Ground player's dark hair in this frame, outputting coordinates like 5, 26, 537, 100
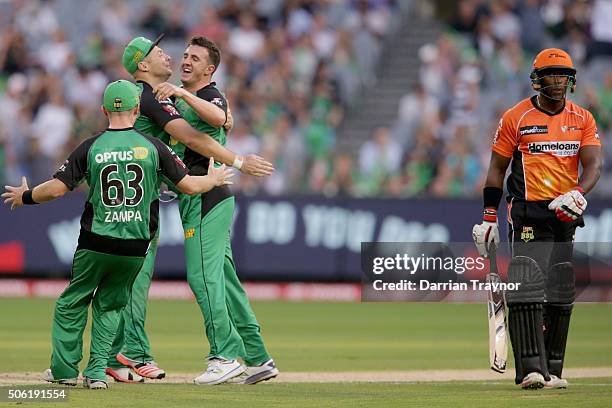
189, 36, 221, 74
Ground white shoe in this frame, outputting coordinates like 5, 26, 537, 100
226, 359, 279, 384
544, 375, 568, 389
105, 367, 145, 383
193, 358, 246, 385
520, 372, 545, 390
83, 377, 108, 389
42, 368, 77, 386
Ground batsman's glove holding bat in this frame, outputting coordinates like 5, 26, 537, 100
548, 187, 587, 222
472, 208, 499, 258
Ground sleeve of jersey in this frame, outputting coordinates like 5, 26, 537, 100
581, 112, 602, 147
196, 87, 228, 115
52, 139, 90, 190
491, 111, 517, 158
140, 88, 183, 129
153, 138, 189, 185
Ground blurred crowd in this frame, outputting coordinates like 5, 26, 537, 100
0, 0, 610, 198
0, 0, 396, 195
359, 0, 612, 198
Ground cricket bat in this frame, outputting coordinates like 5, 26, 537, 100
486, 246, 508, 373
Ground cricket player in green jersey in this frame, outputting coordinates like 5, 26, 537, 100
2, 80, 233, 389
106, 35, 274, 383
152, 36, 278, 385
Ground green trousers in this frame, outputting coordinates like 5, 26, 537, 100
51, 249, 144, 380
107, 239, 158, 368
111, 193, 270, 367
181, 194, 270, 365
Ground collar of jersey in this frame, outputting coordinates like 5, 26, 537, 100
106, 127, 135, 131
530, 95, 565, 116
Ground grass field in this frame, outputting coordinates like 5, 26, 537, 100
0, 299, 611, 407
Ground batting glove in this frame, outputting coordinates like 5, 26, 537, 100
472, 208, 500, 258
548, 187, 587, 222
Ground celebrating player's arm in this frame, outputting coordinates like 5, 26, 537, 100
3, 142, 232, 211
175, 156, 233, 194
2, 177, 67, 208
153, 82, 273, 177
153, 81, 225, 126
224, 106, 234, 133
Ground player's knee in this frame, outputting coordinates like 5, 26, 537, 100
546, 262, 576, 304
506, 256, 545, 304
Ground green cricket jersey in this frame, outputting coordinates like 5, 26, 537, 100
173, 82, 228, 175
134, 81, 184, 145
53, 127, 188, 255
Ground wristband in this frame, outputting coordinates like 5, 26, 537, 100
22, 189, 39, 205
575, 186, 585, 194
483, 186, 503, 209
483, 208, 497, 223
232, 156, 243, 170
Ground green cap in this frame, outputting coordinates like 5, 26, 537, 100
122, 34, 164, 74
103, 80, 140, 112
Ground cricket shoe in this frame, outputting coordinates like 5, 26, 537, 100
544, 375, 568, 389
42, 368, 77, 386
105, 367, 145, 383
520, 372, 545, 390
226, 359, 279, 384
193, 358, 246, 385
116, 353, 166, 379
83, 377, 108, 389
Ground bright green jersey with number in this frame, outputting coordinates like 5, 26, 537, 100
53, 128, 189, 241
86, 130, 160, 240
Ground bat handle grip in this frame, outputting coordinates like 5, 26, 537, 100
488, 243, 498, 274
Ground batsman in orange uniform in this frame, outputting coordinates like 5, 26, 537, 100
472, 49, 602, 389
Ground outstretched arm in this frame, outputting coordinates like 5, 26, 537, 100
164, 119, 274, 177
175, 157, 234, 195
2, 177, 69, 209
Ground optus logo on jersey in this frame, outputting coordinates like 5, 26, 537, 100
94, 147, 149, 163
527, 141, 580, 156
95, 151, 134, 163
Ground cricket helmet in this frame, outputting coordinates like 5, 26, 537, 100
530, 48, 577, 95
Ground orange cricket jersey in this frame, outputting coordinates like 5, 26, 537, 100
492, 96, 601, 201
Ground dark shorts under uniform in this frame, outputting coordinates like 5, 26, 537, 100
507, 198, 584, 272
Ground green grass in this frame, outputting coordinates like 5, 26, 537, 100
0, 299, 611, 407
2, 379, 612, 408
